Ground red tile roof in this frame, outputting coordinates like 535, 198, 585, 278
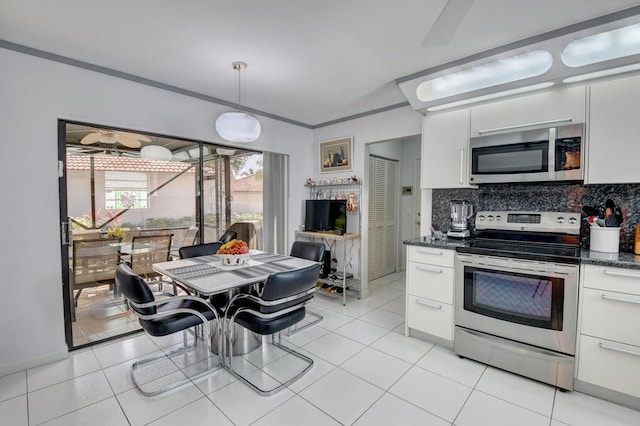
66, 154, 193, 173
232, 174, 262, 192
67, 154, 262, 192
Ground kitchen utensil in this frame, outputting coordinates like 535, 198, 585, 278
605, 199, 616, 212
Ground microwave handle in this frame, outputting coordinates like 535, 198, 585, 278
548, 127, 556, 180
477, 118, 572, 134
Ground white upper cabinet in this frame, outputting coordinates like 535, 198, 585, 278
587, 74, 640, 184
470, 86, 587, 137
421, 108, 472, 189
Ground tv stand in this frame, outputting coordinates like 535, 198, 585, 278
295, 231, 360, 306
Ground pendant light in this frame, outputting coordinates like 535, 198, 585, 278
215, 62, 261, 143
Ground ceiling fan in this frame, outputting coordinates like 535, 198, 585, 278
422, 0, 474, 47
80, 129, 151, 148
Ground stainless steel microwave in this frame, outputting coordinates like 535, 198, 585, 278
469, 123, 585, 184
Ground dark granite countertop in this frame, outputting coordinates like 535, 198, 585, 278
404, 238, 640, 270
403, 237, 470, 250
580, 249, 640, 270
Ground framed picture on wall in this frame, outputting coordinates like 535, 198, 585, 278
319, 137, 353, 173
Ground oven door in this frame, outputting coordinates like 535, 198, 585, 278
455, 253, 578, 355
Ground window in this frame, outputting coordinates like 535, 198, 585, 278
105, 171, 148, 209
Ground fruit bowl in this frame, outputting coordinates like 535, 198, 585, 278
217, 253, 251, 266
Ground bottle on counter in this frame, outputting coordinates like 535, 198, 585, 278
634, 224, 640, 255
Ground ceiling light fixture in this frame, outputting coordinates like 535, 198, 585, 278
562, 22, 640, 67
216, 148, 236, 156
215, 62, 261, 143
417, 50, 553, 102
140, 145, 172, 161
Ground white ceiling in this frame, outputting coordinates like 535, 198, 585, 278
1, 0, 639, 127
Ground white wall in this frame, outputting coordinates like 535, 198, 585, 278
313, 107, 423, 296
0, 48, 313, 375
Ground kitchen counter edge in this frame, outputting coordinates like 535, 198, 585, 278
403, 238, 640, 270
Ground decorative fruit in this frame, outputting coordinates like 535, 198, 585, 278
217, 239, 249, 255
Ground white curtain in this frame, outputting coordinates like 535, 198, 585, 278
262, 152, 289, 254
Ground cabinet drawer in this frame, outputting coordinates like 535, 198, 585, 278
581, 288, 640, 347
407, 246, 454, 267
583, 265, 640, 295
407, 295, 453, 341
578, 335, 640, 399
407, 262, 454, 303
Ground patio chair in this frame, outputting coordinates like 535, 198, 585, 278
115, 264, 222, 396
70, 237, 122, 321
129, 234, 178, 294
224, 263, 320, 395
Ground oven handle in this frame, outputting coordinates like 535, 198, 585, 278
601, 294, 640, 305
603, 269, 640, 280
415, 299, 442, 310
416, 265, 443, 274
457, 256, 577, 275
599, 342, 640, 358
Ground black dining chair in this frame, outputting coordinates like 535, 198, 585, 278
178, 241, 222, 259
223, 263, 321, 396
178, 242, 227, 310
287, 241, 325, 334
115, 264, 222, 396
218, 229, 237, 244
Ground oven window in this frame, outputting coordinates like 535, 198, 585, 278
463, 267, 564, 330
472, 140, 548, 174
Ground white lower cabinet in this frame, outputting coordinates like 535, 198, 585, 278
405, 246, 455, 341
577, 265, 640, 398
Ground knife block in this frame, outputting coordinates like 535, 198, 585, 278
634, 225, 640, 255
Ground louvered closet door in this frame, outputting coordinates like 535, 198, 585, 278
368, 156, 398, 280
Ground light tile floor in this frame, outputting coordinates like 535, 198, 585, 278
2, 272, 640, 425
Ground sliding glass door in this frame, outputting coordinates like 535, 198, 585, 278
59, 121, 262, 349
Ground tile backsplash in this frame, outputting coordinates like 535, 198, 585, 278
432, 183, 640, 251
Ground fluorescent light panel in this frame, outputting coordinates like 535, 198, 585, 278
562, 23, 640, 67
427, 82, 554, 112
417, 50, 553, 102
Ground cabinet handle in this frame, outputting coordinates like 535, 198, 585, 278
417, 249, 443, 256
459, 148, 464, 185
603, 269, 640, 280
477, 118, 573, 134
416, 265, 443, 274
415, 299, 442, 310
601, 294, 640, 305
599, 342, 640, 358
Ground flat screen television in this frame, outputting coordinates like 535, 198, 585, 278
304, 199, 347, 233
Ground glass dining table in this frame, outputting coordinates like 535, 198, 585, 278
152, 250, 318, 355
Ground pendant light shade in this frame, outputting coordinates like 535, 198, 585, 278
140, 145, 172, 161
216, 61, 261, 143
215, 112, 261, 143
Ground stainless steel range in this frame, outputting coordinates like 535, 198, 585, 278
454, 211, 581, 391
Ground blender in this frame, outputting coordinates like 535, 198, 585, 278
447, 200, 474, 238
